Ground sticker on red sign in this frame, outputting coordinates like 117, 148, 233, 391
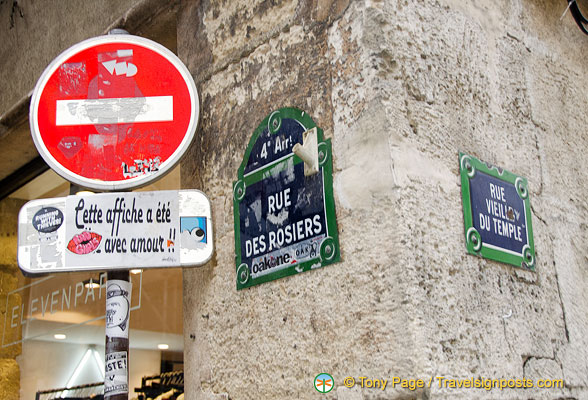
29, 35, 199, 190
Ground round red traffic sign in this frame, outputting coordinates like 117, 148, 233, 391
30, 34, 199, 190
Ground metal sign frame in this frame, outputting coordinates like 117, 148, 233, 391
459, 152, 535, 270
29, 34, 199, 191
233, 108, 340, 290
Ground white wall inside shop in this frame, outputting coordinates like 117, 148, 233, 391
128, 347, 162, 398
18, 340, 161, 400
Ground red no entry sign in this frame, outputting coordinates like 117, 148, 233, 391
30, 35, 199, 190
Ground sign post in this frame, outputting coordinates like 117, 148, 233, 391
24, 30, 203, 400
105, 270, 131, 400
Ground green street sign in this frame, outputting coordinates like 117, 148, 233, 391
233, 108, 340, 290
459, 152, 535, 270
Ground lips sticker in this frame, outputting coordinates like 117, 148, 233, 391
68, 231, 102, 255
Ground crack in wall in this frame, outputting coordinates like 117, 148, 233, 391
501, 317, 515, 354
533, 132, 544, 197
550, 259, 571, 344
195, 1, 351, 85
531, 203, 546, 226
522, 353, 574, 395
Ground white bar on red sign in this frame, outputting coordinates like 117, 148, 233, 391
55, 95, 173, 126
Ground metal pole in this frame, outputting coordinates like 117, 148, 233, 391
105, 270, 131, 400
69, 186, 132, 399
103, 28, 131, 400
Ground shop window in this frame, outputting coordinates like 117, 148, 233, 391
1, 166, 184, 400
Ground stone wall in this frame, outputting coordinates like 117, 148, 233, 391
179, 0, 587, 399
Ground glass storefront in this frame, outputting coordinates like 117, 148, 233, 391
2, 167, 184, 399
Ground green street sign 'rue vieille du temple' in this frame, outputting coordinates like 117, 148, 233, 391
233, 108, 340, 290
460, 152, 535, 270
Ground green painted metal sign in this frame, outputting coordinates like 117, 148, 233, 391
233, 108, 340, 290
460, 152, 535, 270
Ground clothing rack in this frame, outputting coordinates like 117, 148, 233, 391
135, 370, 184, 400
35, 381, 104, 400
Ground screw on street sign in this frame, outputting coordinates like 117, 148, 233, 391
29, 34, 199, 191
233, 108, 340, 290
17, 190, 213, 274
459, 152, 535, 270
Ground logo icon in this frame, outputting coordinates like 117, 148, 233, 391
180, 216, 207, 249
314, 373, 334, 393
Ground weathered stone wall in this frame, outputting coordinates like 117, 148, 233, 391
330, 1, 587, 399
179, 0, 587, 399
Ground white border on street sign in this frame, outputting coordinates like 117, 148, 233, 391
29, 35, 199, 191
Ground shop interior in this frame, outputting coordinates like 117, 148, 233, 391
5, 167, 185, 400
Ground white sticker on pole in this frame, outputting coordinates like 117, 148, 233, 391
105, 351, 129, 396
106, 279, 132, 339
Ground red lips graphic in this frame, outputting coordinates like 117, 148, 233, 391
67, 231, 102, 255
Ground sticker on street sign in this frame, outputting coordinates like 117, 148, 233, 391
233, 108, 340, 290
459, 152, 535, 270
17, 190, 213, 274
29, 35, 199, 190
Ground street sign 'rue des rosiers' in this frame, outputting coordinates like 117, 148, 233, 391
233, 108, 340, 290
